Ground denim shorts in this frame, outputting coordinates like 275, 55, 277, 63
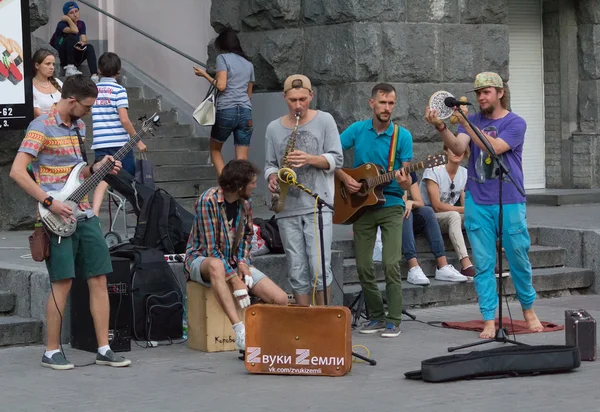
211, 106, 253, 146
94, 146, 135, 176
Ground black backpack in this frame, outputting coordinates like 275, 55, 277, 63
109, 244, 184, 342
131, 188, 193, 254
254, 215, 284, 254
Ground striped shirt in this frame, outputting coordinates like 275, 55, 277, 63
184, 187, 253, 281
91, 77, 129, 149
18, 107, 93, 214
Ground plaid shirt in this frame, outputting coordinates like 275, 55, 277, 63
184, 187, 253, 281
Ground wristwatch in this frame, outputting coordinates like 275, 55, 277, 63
42, 196, 53, 208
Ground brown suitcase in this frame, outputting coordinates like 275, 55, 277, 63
245, 304, 352, 376
565, 309, 596, 361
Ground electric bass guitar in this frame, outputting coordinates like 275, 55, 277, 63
39, 114, 161, 237
333, 153, 448, 225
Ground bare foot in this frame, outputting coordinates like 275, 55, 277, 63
523, 308, 544, 332
479, 320, 496, 338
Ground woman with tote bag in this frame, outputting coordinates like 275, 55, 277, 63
193, 29, 255, 176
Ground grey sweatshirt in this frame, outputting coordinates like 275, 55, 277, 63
264, 110, 344, 218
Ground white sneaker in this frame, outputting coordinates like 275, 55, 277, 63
64, 65, 82, 76
91, 74, 99, 83
407, 266, 430, 285
235, 326, 246, 350
435, 264, 468, 283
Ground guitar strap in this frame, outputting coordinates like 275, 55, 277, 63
74, 127, 88, 164
386, 124, 400, 171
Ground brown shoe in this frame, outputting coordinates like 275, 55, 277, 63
461, 265, 476, 277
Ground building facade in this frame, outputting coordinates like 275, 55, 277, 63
211, 0, 600, 190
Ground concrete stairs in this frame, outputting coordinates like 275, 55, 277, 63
251, 227, 595, 310
77, 84, 214, 214
0, 289, 43, 347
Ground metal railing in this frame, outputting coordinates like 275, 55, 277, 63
78, 0, 207, 68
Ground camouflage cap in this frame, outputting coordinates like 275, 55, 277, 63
473, 72, 503, 91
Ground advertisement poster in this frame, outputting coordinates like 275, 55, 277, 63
0, 0, 33, 130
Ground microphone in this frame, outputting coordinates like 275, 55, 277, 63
444, 97, 473, 108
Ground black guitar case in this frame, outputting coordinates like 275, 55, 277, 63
405, 345, 581, 382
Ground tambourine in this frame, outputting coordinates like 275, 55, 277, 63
428, 90, 454, 120
429, 91, 468, 124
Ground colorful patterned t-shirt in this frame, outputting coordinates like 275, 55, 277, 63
18, 107, 93, 215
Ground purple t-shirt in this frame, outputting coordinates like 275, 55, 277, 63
457, 111, 527, 205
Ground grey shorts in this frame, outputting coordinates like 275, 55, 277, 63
189, 256, 266, 287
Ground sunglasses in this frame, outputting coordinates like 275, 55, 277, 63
450, 182, 455, 198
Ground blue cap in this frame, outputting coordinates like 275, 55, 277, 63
63, 1, 79, 15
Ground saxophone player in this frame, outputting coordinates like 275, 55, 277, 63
264, 74, 343, 306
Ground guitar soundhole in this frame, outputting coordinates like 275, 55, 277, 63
356, 181, 369, 197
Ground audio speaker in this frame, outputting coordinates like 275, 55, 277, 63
70, 255, 132, 352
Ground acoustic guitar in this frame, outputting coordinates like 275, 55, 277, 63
333, 153, 448, 225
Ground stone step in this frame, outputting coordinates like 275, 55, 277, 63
81, 122, 193, 141
342, 266, 595, 309
159, 180, 213, 198
142, 136, 209, 151
146, 124, 193, 138
132, 110, 178, 126
0, 316, 43, 347
127, 98, 160, 114
0, 290, 15, 314
526, 189, 600, 206
177, 197, 199, 213
87, 150, 210, 166
342, 245, 566, 283
329, 227, 540, 259
154, 165, 216, 182
125, 86, 144, 100
249, 245, 565, 286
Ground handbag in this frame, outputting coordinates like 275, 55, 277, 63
29, 224, 50, 262
193, 80, 218, 126
135, 152, 155, 189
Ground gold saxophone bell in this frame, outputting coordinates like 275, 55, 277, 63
277, 167, 297, 184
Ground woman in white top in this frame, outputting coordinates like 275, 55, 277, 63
32, 49, 63, 117
420, 145, 475, 277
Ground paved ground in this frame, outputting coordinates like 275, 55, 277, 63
0, 295, 598, 412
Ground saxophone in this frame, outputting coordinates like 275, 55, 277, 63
270, 112, 300, 213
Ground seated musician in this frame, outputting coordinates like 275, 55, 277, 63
184, 160, 288, 351
335, 83, 412, 338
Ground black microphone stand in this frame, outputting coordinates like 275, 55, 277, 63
289, 178, 377, 366
447, 106, 528, 353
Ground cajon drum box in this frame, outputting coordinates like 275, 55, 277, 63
187, 281, 244, 352
245, 304, 352, 376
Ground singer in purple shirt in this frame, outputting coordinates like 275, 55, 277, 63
424, 72, 543, 339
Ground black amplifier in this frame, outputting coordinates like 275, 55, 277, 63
565, 309, 596, 361
71, 256, 132, 353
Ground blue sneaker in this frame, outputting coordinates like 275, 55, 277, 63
381, 323, 401, 338
359, 320, 386, 334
